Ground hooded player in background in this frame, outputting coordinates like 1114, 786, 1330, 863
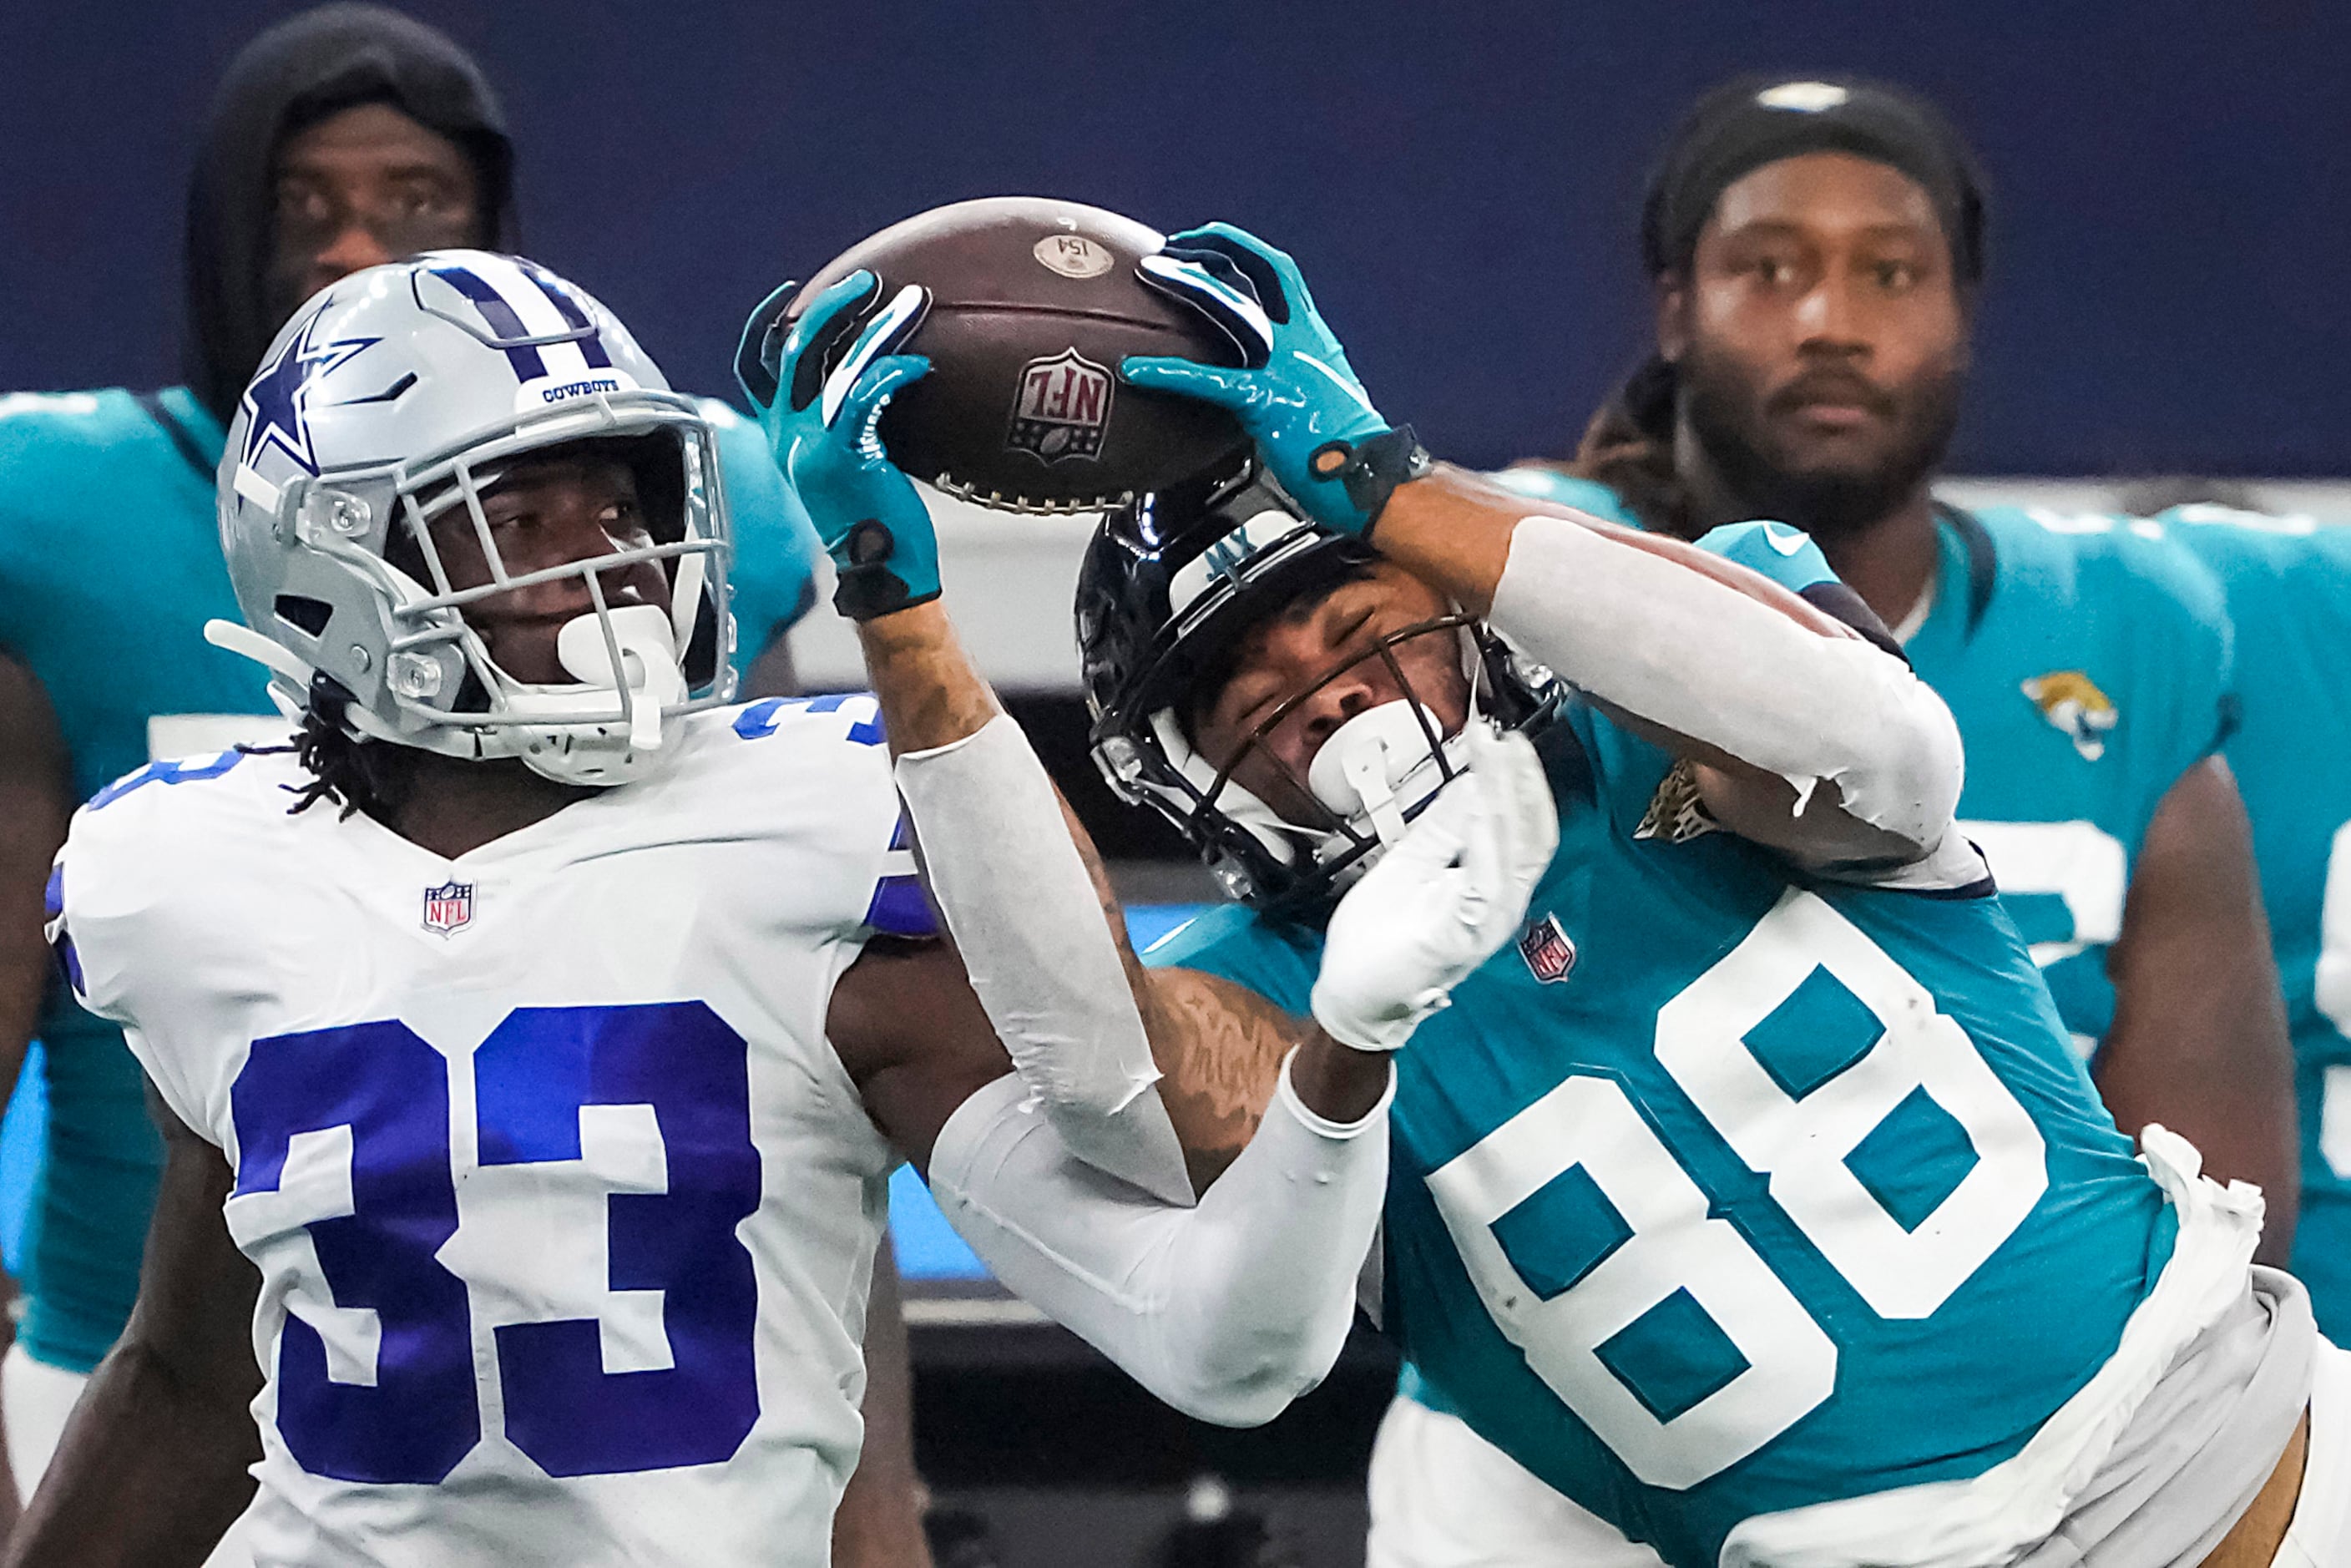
0, 3, 847, 1551
1072, 222, 2338, 1565
10, 252, 1509, 1565
2157, 511, 2351, 1348
1359, 75, 2305, 1565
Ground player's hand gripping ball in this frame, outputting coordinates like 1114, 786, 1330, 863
746, 197, 1252, 514
738, 271, 940, 621
1122, 223, 1432, 538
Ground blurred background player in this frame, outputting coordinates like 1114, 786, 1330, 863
0, 4, 900, 1557
2157, 510, 2351, 1349
1369, 73, 2303, 1567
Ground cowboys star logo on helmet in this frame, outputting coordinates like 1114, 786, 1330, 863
237, 306, 378, 478
210, 250, 736, 791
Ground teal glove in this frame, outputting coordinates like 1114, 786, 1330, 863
734, 270, 939, 620
1120, 223, 1429, 537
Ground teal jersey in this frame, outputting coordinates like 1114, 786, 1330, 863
0, 387, 259, 1373
1489, 471, 2236, 1052
1907, 506, 2234, 1051
1150, 523, 2172, 1565
1485, 465, 1642, 525
702, 398, 827, 665
2167, 507, 2351, 1339
0, 386, 819, 1373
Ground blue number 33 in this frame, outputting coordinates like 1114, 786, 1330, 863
227, 1004, 761, 1484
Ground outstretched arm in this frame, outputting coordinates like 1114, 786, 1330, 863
826, 931, 1390, 1429
1374, 468, 1965, 869
1121, 225, 1964, 873
0, 655, 73, 1540
6, 1090, 260, 1568
739, 271, 1388, 1203
826, 721, 1553, 1427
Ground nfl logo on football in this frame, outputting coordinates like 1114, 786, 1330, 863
1517, 913, 1576, 984
1006, 347, 1113, 462
422, 879, 474, 937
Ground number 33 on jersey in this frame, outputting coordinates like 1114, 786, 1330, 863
49, 699, 919, 1566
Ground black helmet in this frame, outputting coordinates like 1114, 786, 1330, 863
1077, 459, 1562, 912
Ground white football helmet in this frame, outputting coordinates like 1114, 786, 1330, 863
213, 250, 734, 787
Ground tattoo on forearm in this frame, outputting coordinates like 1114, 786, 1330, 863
1146, 971, 1298, 1184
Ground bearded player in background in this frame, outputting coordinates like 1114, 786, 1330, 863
1366, 73, 2303, 1566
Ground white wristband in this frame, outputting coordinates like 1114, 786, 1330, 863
1275, 1047, 1398, 1139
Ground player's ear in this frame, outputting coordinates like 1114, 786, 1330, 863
1653, 271, 1692, 366
734, 280, 801, 412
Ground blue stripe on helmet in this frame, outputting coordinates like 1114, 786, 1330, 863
518, 262, 614, 370
429, 265, 549, 382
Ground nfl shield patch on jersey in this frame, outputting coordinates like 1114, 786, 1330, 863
1517, 913, 1577, 984
422, 879, 475, 936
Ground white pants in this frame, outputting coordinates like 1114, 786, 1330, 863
1365, 1393, 1662, 1568
1364, 1353, 2351, 1568
2277, 1336, 2351, 1566
4, 1342, 255, 1567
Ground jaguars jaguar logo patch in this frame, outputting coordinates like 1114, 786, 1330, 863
1635, 757, 1719, 844
2023, 671, 2118, 761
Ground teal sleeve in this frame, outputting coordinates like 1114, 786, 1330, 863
706, 400, 822, 673
2149, 515, 2241, 759
1139, 902, 1322, 1019
1693, 519, 1842, 595
1484, 467, 1642, 526
2112, 529, 2237, 787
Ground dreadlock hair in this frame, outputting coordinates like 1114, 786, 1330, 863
281, 672, 422, 821
1567, 354, 1699, 540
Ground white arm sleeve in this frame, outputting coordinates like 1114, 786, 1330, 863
896, 714, 1193, 1206
928, 1054, 1393, 1428
1488, 514, 1964, 854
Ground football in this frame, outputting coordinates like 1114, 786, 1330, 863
791, 196, 1251, 513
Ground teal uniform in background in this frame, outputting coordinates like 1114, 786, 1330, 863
1489, 469, 2236, 1053
2169, 506, 2351, 1340
1150, 522, 2172, 1566
0, 383, 820, 1374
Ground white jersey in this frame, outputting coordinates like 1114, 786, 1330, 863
52, 697, 922, 1568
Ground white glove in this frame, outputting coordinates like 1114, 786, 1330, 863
1309, 724, 1560, 1052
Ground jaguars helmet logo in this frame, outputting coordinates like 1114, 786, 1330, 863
2022, 670, 2118, 761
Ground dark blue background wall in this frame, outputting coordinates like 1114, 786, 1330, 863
3, 1, 2344, 473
